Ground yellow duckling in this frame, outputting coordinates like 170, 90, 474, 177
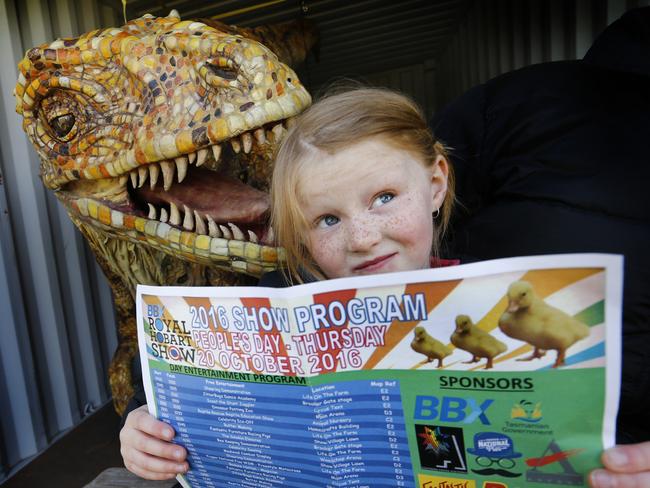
498, 281, 589, 368
450, 314, 507, 369
410, 326, 451, 368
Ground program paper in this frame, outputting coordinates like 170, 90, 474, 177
137, 254, 622, 488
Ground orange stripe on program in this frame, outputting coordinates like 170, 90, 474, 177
364, 279, 461, 370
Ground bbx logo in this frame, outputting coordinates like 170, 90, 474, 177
147, 305, 163, 317
414, 396, 494, 425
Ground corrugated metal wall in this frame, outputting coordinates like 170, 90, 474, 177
0, 0, 646, 482
0, 0, 120, 481
362, 0, 647, 118
434, 0, 649, 109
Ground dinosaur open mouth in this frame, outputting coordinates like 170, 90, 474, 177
126, 126, 279, 245
67, 120, 290, 249
132, 165, 270, 243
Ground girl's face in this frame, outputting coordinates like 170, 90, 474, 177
298, 138, 448, 279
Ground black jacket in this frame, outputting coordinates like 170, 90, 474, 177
432, 8, 650, 444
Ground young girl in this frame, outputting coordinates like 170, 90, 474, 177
267, 87, 454, 285
120, 87, 650, 487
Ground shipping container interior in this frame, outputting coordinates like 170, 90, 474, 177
0, 0, 646, 484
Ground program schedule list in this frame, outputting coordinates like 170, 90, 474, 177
152, 370, 414, 487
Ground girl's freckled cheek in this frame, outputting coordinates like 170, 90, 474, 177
310, 237, 338, 267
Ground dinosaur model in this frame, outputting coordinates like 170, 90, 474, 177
15, 10, 316, 414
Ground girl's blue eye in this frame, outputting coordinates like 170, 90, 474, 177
372, 192, 395, 208
317, 214, 339, 228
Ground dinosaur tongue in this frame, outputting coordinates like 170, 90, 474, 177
135, 167, 269, 224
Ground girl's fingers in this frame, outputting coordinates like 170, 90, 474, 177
130, 431, 187, 461
129, 406, 175, 441
124, 446, 188, 476
123, 459, 179, 481
121, 405, 189, 480
590, 469, 650, 488
602, 442, 650, 473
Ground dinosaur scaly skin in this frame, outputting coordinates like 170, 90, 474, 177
15, 11, 314, 414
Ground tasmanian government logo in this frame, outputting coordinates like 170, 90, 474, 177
511, 400, 542, 423
503, 398, 552, 436
416, 425, 468, 473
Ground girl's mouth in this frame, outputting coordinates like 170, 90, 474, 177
353, 253, 398, 272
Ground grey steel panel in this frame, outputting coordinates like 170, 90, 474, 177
0, 0, 117, 481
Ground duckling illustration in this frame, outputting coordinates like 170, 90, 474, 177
410, 326, 451, 368
450, 314, 507, 369
498, 281, 590, 368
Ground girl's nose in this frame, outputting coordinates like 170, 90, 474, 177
346, 219, 381, 252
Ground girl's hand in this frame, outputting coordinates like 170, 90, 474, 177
120, 404, 189, 480
589, 442, 650, 488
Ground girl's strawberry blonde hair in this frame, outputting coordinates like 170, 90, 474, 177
271, 86, 455, 283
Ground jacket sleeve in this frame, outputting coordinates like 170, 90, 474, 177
120, 352, 147, 428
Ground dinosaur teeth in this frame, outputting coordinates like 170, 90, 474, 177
272, 123, 286, 142
266, 227, 275, 244
130, 171, 138, 189
211, 144, 221, 163
228, 223, 245, 241
194, 210, 207, 235
242, 132, 252, 153
160, 160, 175, 191
169, 202, 181, 225
205, 217, 218, 237
231, 137, 241, 153
196, 148, 208, 167
175, 156, 188, 183
219, 224, 232, 239
254, 128, 266, 145
138, 166, 148, 188
159, 207, 169, 223
119, 175, 128, 186
247, 230, 258, 243
147, 203, 157, 219
149, 164, 160, 189
188, 152, 197, 165
182, 204, 194, 230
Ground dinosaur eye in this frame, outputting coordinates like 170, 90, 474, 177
205, 62, 237, 80
50, 113, 75, 138
40, 90, 84, 142
199, 59, 241, 89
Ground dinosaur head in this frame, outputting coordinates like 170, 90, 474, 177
15, 11, 312, 277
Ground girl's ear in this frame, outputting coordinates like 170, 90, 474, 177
431, 154, 449, 210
